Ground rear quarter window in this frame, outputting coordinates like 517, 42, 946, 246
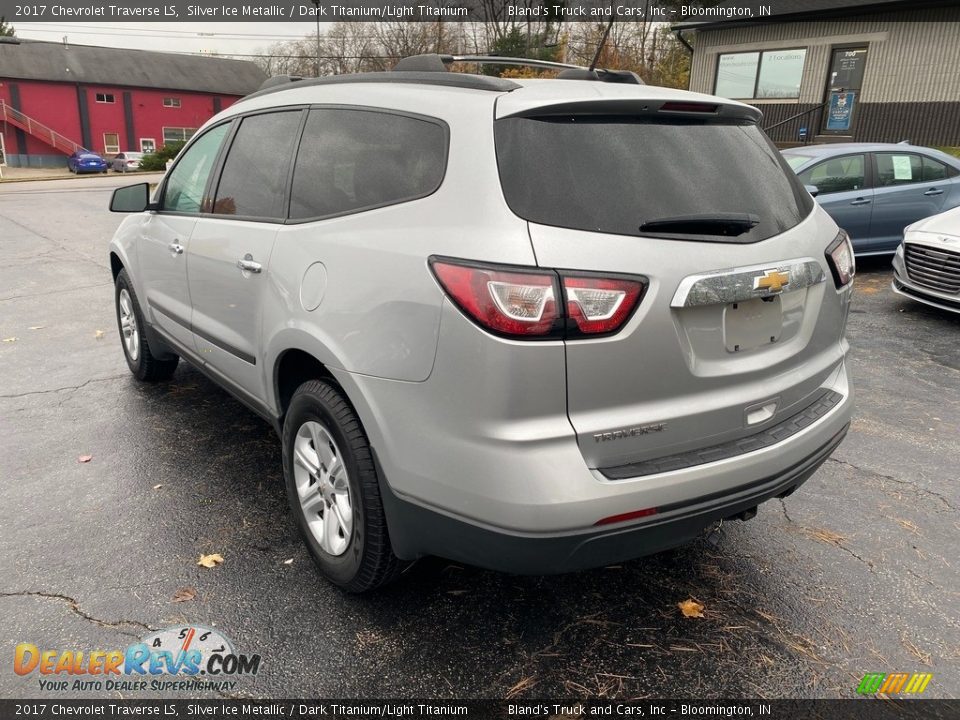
289, 108, 447, 221
495, 116, 813, 243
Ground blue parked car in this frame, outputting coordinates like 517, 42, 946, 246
782, 143, 960, 256
67, 151, 108, 174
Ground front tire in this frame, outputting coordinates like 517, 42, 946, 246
114, 269, 178, 382
282, 380, 402, 592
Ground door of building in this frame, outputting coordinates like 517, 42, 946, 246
821, 46, 868, 136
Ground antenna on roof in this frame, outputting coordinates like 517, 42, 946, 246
62, 36, 68, 49
588, 18, 616, 72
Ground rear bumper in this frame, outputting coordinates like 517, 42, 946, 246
379, 423, 849, 574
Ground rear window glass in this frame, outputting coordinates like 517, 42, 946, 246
495, 116, 813, 243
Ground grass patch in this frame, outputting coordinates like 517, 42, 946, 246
935, 146, 960, 158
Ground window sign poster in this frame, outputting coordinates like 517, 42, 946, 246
891, 155, 913, 180
826, 91, 856, 131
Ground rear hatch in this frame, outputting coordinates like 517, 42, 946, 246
494, 85, 846, 471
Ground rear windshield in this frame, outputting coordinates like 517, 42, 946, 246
495, 116, 814, 243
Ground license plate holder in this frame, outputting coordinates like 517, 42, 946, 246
723, 296, 782, 352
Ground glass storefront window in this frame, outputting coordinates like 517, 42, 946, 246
715, 49, 806, 99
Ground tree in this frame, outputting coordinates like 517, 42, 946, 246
0, 16, 16, 36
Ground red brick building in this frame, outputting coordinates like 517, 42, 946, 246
0, 39, 265, 167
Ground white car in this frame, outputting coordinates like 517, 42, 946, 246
893, 205, 960, 314
111, 152, 144, 173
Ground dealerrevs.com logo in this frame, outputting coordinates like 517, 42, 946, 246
15, 625, 261, 693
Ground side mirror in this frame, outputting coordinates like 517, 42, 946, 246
110, 183, 154, 213
804, 184, 820, 198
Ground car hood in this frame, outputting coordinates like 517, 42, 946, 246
907, 205, 960, 239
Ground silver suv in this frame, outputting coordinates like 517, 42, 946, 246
108, 55, 855, 591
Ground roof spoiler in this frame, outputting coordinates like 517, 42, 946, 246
394, 54, 644, 85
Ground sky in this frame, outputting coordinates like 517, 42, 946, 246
11, 22, 317, 58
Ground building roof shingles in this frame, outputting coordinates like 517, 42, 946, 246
0, 40, 266, 96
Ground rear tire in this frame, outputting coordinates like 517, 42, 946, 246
282, 380, 403, 592
114, 269, 178, 382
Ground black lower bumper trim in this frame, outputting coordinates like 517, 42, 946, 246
377, 423, 849, 575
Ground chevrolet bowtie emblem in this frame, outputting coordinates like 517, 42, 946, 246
754, 269, 791, 294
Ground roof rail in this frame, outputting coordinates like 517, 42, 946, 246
394, 53, 644, 85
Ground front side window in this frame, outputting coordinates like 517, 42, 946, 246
212, 111, 302, 219
289, 108, 447, 220
875, 153, 923, 186
797, 154, 866, 194
161, 124, 229, 214
715, 49, 807, 99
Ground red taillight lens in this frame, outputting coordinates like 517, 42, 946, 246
430, 258, 647, 340
430, 260, 560, 337
563, 275, 645, 335
825, 229, 855, 288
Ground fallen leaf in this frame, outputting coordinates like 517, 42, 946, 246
152, 483, 163, 490
77, 455, 93, 463
171, 587, 197, 603
94, 330, 105, 340
2, 337, 17, 343
282, 558, 294, 565
197, 553, 224, 568
678, 598, 705, 618
28, 326, 45, 330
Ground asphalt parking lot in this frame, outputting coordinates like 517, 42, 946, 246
1, 175, 958, 700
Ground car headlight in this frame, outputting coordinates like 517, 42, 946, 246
825, 230, 855, 288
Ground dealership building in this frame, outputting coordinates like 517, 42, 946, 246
0, 40, 265, 167
675, 0, 960, 147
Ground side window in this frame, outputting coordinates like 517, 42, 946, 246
289, 108, 446, 220
875, 153, 923, 186
162, 124, 229, 213
921, 155, 950, 182
212, 111, 302, 219
797, 154, 865, 195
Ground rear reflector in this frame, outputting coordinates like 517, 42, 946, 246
659, 101, 719, 113
594, 507, 658, 526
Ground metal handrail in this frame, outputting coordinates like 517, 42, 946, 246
763, 101, 828, 132
0, 100, 86, 154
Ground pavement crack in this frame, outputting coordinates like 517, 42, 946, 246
0, 374, 128, 400
778, 499, 794, 524
827, 457, 956, 511
0, 591, 157, 637
0, 281, 113, 303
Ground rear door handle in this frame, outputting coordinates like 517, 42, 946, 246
237, 254, 262, 274
849, 198, 871, 206
924, 188, 944, 196
168, 242, 184, 255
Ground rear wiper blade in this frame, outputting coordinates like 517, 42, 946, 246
639, 213, 760, 237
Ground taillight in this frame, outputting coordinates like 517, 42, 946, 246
430, 260, 561, 338
825, 230, 855, 288
430, 258, 647, 340
562, 275, 646, 336
659, 101, 719, 113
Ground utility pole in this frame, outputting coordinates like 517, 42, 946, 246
311, 0, 321, 77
